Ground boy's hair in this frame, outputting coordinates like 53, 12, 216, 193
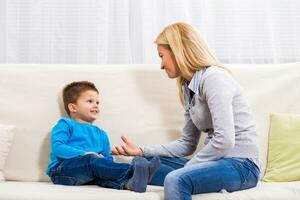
62, 81, 99, 116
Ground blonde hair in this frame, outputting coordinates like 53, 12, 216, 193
155, 22, 224, 105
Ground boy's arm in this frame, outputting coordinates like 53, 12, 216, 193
101, 130, 113, 161
51, 119, 85, 159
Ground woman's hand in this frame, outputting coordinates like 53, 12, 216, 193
110, 136, 143, 156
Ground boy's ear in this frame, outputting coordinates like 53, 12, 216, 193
68, 103, 77, 113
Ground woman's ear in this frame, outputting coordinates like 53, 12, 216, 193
68, 103, 77, 114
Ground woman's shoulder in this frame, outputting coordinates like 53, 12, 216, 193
199, 66, 238, 94
201, 66, 234, 84
203, 66, 229, 77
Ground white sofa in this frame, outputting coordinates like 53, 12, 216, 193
0, 63, 300, 200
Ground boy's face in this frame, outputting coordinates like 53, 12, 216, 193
69, 90, 100, 124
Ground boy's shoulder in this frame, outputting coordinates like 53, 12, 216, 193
93, 125, 109, 137
57, 117, 73, 124
53, 117, 74, 128
94, 125, 106, 133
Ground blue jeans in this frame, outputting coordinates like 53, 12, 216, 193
146, 157, 260, 200
48, 154, 133, 189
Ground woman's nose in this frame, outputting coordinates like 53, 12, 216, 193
160, 63, 165, 70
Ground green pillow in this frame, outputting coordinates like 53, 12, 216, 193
263, 113, 300, 182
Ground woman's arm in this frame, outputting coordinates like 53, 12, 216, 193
111, 110, 200, 157
186, 70, 236, 166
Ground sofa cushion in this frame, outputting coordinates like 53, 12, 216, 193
192, 181, 300, 200
0, 124, 14, 181
1, 181, 300, 200
0, 181, 160, 200
263, 113, 300, 182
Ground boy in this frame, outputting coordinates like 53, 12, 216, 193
46, 81, 160, 192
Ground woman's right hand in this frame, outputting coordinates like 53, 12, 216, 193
110, 136, 143, 156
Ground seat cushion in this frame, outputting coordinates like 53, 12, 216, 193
0, 181, 160, 200
147, 181, 300, 200
148, 181, 300, 200
1, 180, 300, 200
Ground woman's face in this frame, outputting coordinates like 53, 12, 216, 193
157, 45, 181, 79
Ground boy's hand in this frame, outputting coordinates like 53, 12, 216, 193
84, 152, 104, 158
110, 136, 143, 156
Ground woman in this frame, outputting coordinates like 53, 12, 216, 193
111, 22, 260, 200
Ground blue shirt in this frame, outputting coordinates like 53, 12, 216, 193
46, 118, 113, 175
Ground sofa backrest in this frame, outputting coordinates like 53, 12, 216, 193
228, 63, 300, 176
0, 63, 299, 181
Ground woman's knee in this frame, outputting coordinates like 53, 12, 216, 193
164, 171, 178, 186
164, 170, 193, 200
164, 170, 190, 189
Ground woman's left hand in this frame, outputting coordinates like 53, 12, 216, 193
110, 135, 143, 156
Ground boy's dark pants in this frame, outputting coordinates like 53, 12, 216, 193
48, 154, 133, 189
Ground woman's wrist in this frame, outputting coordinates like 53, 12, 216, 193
138, 147, 144, 156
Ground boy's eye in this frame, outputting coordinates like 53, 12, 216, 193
87, 100, 92, 103
96, 101, 99, 105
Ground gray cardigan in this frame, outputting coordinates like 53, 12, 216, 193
142, 66, 259, 167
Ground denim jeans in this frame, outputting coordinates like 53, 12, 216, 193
48, 154, 133, 190
147, 157, 260, 200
